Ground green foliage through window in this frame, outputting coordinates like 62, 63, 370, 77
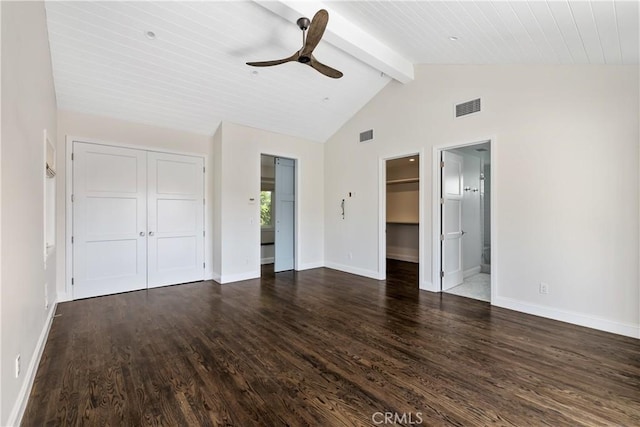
260, 191, 272, 227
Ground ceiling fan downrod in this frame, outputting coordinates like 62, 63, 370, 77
297, 17, 311, 63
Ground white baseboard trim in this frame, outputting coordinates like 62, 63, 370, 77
56, 291, 71, 303
324, 261, 382, 280
211, 272, 222, 283
387, 253, 419, 263
260, 257, 274, 265
463, 266, 481, 278
297, 261, 324, 271
220, 271, 260, 284
493, 296, 640, 339
419, 280, 437, 292
7, 302, 57, 427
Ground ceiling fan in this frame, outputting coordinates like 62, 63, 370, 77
246, 9, 343, 79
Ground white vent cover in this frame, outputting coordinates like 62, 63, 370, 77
359, 129, 374, 142
455, 98, 481, 118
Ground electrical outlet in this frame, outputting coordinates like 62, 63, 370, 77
539, 282, 549, 294
15, 354, 20, 378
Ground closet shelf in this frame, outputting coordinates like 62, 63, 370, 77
386, 178, 419, 185
386, 221, 419, 225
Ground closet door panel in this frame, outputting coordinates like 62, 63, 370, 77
147, 152, 204, 288
73, 142, 147, 299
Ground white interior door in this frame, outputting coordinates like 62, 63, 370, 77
73, 142, 147, 299
147, 152, 204, 288
275, 157, 295, 272
442, 151, 464, 290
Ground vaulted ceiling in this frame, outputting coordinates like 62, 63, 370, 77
45, 1, 639, 143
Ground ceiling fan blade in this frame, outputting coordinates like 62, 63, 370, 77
308, 56, 343, 79
246, 52, 297, 67
300, 9, 328, 57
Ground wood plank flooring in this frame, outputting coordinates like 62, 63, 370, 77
22, 264, 640, 426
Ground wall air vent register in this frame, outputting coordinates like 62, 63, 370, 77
359, 129, 374, 142
455, 98, 481, 118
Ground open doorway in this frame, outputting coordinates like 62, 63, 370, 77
260, 154, 296, 274
439, 141, 491, 302
260, 155, 276, 266
385, 155, 420, 287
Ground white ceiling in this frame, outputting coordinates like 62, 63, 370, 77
330, 0, 640, 64
45, 1, 639, 143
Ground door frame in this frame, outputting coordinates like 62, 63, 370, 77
432, 137, 497, 301
378, 149, 426, 289
257, 152, 299, 275
63, 136, 207, 301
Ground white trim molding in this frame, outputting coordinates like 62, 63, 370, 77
463, 266, 482, 278
325, 262, 381, 280
387, 253, 419, 263
297, 261, 325, 271
220, 271, 260, 284
494, 296, 640, 339
7, 303, 57, 426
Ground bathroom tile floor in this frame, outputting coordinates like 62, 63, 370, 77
446, 273, 491, 302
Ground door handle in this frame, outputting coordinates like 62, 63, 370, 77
148, 231, 154, 236
139, 232, 145, 237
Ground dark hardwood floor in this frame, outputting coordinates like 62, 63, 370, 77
23, 266, 639, 426
386, 258, 419, 287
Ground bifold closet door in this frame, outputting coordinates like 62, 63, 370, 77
73, 142, 148, 299
147, 152, 205, 288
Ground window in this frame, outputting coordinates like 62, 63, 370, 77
260, 190, 273, 228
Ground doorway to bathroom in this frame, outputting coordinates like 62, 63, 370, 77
439, 141, 492, 302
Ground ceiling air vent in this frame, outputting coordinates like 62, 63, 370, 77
359, 129, 374, 143
455, 98, 481, 118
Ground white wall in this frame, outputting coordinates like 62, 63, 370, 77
386, 182, 419, 223
212, 124, 222, 281
452, 150, 482, 274
386, 223, 418, 263
56, 116, 325, 285
1, 2, 58, 424
217, 122, 324, 282
325, 65, 639, 338
56, 110, 216, 299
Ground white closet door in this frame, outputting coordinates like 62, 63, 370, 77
73, 142, 147, 299
275, 157, 295, 272
147, 152, 204, 288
